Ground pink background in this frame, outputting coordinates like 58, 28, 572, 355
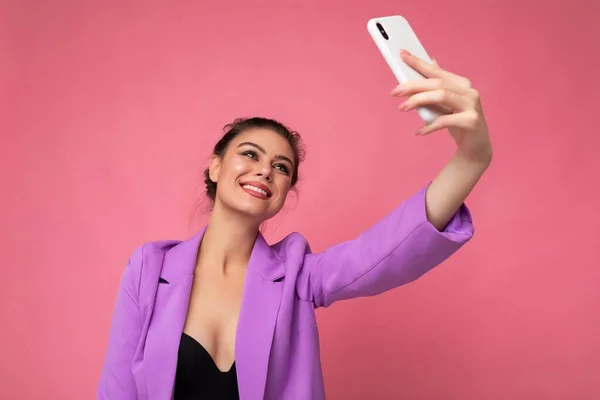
2, 0, 599, 399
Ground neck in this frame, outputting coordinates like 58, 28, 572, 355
197, 201, 260, 274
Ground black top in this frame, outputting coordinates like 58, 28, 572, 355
174, 333, 240, 400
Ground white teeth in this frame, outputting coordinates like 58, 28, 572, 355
242, 185, 268, 196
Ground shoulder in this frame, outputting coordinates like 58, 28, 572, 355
268, 231, 313, 262
122, 239, 182, 291
126, 239, 182, 268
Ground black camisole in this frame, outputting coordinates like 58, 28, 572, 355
174, 333, 240, 399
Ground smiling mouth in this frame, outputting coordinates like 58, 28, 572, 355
240, 183, 272, 199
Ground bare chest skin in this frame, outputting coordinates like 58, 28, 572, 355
182, 263, 246, 372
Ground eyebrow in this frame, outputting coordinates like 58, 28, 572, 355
237, 142, 295, 168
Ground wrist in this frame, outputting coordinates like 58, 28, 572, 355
452, 149, 492, 174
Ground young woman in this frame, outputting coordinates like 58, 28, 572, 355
98, 51, 492, 400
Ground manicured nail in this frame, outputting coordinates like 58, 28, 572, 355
399, 101, 409, 111
391, 84, 404, 95
400, 49, 411, 56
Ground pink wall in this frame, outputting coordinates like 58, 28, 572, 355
2, 0, 599, 398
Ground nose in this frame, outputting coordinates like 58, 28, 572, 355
256, 163, 272, 182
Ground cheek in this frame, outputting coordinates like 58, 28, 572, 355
225, 156, 250, 178
276, 178, 292, 197
232, 159, 246, 173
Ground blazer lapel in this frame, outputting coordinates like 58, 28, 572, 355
144, 228, 205, 400
235, 232, 286, 400
143, 228, 285, 400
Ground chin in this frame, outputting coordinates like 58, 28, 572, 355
226, 197, 279, 222
236, 206, 270, 220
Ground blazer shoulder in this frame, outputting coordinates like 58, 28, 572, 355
137, 239, 183, 256
127, 239, 182, 267
124, 239, 182, 289
270, 231, 314, 261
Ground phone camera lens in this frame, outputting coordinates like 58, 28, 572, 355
376, 23, 389, 40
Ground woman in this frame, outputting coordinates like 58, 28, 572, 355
97, 51, 492, 400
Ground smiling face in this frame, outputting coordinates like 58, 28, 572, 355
208, 128, 296, 222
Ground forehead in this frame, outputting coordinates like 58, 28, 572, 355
231, 128, 295, 158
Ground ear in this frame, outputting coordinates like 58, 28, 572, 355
208, 155, 221, 183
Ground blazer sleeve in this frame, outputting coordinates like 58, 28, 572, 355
297, 184, 475, 308
97, 246, 144, 399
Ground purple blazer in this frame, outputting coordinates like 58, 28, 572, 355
97, 185, 474, 399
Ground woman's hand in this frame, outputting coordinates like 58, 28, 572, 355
391, 50, 493, 166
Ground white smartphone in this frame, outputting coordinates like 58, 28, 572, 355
367, 15, 439, 124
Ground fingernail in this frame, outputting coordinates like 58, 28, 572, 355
399, 101, 409, 111
391, 84, 404, 95
400, 49, 411, 56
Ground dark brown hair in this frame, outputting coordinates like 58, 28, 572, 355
203, 117, 305, 203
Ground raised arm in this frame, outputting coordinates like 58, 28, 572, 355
297, 185, 474, 308
97, 246, 144, 399
296, 51, 491, 308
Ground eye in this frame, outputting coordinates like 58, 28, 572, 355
241, 150, 258, 160
274, 164, 290, 175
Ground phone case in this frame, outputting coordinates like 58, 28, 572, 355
367, 15, 439, 124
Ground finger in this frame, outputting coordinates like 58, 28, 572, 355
399, 89, 469, 113
391, 78, 472, 98
400, 50, 472, 88
400, 49, 438, 78
416, 111, 479, 135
